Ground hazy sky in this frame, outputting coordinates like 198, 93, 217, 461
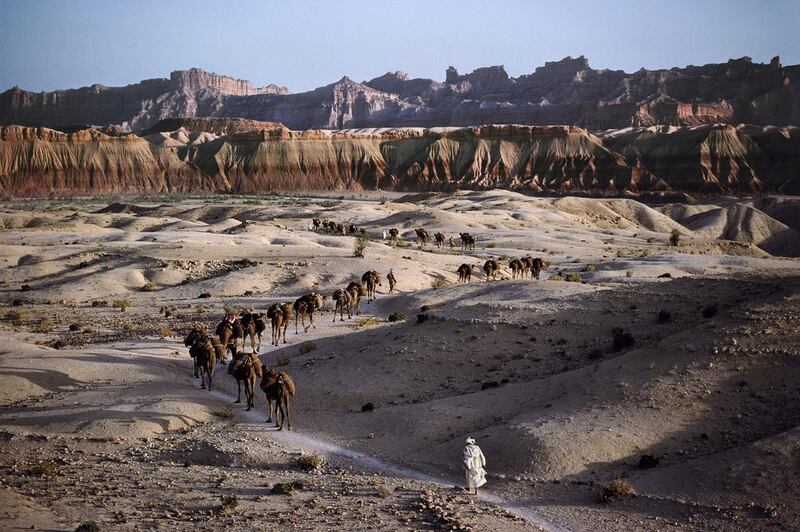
1, 0, 798, 93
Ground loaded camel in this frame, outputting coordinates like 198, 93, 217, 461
239, 311, 267, 352
460, 233, 476, 251
260, 366, 296, 430
228, 350, 261, 411
483, 259, 500, 281
266, 302, 293, 346
293, 292, 326, 333
434, 232, 446, 248
388, 228, 400, 242
509, 258, 525, 279
415, 227, 429, 247
216, 314, 244, 363
523, 256, 544, 280
346, 281, 366, 315
184, 327, 222, 390
361, 271, 382, 303
311, 218, 322, 231
332, 288, 353, 322
457, 263, 475, 283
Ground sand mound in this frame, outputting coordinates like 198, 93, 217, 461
553, 197, 686, 233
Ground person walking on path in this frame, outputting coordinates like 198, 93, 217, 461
387, 269, 397, 293
463, 436, 487, 494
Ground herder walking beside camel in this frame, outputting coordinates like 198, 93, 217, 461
463, 437, 487, 494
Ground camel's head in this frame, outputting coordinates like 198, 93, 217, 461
184, 328, 204, 347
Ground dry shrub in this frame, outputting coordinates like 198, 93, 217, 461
216, 405, 233, 418
112, 299, 132, 312
158, 325, 173, 338
583, 263, 597, 272
272, 481, 303, 495
353, 316, 380, 330
4, 309, 25, 326
297, 453, 324, 472
564, 272, 582, 282
298, 341, 316, 354
219, 494, 239, 515
31, 460, 59, 477
141, 282, 157, 292
387, 312, 406, 322
485, 242, 496, 248
353, 234, 369, 257
196, 305, 206, 314
625, 271, 634, 278
32, 318, 53, 334
670, 229, 681, 246
588, 348, 604, 361
548, 273, 563, 281
276, 356, 290, 367
122, 321, 136, 331
430, 277, 448, 289
598, 478, 635, 503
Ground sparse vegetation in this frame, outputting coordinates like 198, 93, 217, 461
548, 273, 563, 281
298, 341, 316, 354
272, 480, 303, 495
219, 494, 239, 515
31, 460, 59, 477
625, 271, 633, 278
216, 405, 233, 418
122, 321, 136, 331
430, 277, 448, 289
564, 272, 582, 282
195, 305, 206, 314
387, 312, 406, 322
276, 356, 290, 366
141, 282, 157, 292
583, 263, 597, 272
32, 318, 53, 334
353, 316, 380, 330
598, 478, 635, 503
353, 234, 369, 257
91, 300, 108, 307
112, 299, 132, 312
158, 325, 173, 338
670, 228, 682, 246
297, 453, 324, 472
4, 309, 25, 326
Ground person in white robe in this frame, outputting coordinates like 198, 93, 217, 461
463, 436, 487, 494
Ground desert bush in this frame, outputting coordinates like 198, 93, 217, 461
485, 242, 496, 248
112, 299, 132, 312
298, 341, 316, 354
583, 263, 597, 272
353, 234, 369, 257
548, 273, 563, 281
216, 405, 233, 418
564, 272, 582, 283
353, 316, 380, 330
702, 304, 718, 318
32, 318, 53, 334
219, 494, 239, 515
122, 322, 136, 331
625, 271, 633, 278
31, 460, 59, 477
388, 312, 406, 322
297, 453, 324, 472
611, 327, 635, 352
69, 323, 82, 332
271, 481, 303, 495
141, 282, 157, 292
430, 277, 448, 289
4, 309, 25, 326
195, 305, 206, 314
158, 325, 173, 338
670, 229, 681, 246
657, 310, 672, 323
91, 300, 108, 307
276, 356, 290, 366
598, 478, 635, 503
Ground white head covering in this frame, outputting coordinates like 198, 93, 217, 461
466, 437, 475, 444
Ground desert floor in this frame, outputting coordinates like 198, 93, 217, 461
1, 191, 799, 531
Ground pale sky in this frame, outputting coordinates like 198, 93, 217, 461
1, 0, 798, 93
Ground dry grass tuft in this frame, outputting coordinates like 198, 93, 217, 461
353, 316, 380, 330
564, 272, 582, 282
112, 299, 132, 312
598, 478, 635, 503
297, 453, 324, 472
32, 318, 53, 334
430, 277, 448, 289
216, 405, 233, 418
158, 325, 173, 338
4, 309, 25, 326
219, 494, 239, 515
141, 282, 157, 292
583, 263, 597, 272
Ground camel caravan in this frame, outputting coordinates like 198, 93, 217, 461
181, 217, 545, 427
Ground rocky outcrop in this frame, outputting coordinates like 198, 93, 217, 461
3, 121, 798, 197
2, 57, 798, 131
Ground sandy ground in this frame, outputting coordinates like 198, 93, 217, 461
1, 191, 799, 531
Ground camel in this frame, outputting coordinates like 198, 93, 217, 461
346, 281, 365, 315
312, 218, 321, 231
529, 257, 544, 280
509, 258, 525, 279
388, 228, 400, 241
216, 316, 244, 363
387, 269, 397, 293
293, 292, 326, 333
460, 233, 476, 251
260, 366, 296, 430
483, 259, 500, 281
267, 302, 293, 346
434, 232, 446, 248
335, 223, 345, 235
332, 288, 353, 322
361, 271, 382, 303
184, 328, 221, 390
349, 223, 359, 234
228, 351, 261, 410
322, 220, 334, 233
415, 227, 429, 247
457, 263, 475, 283
239, 311, 267, 352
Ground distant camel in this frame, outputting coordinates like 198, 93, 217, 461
216, 316, 243, 362
361, 271, 382, 302
434, 232, 446, 248
530, 257, 544, 280
346, 281, 366, 315
483, 259, 500, 281
293, 292, 326, 333
457, 263, 475, 283
335, 223, 345, 235
239, 311, 267, 352
312, 218, 321, 231
349, 223, 359, 234
184, 328, 221, 390
322, 220, 334, 233
267, 302, 293, 345
228, 351, 261, 410
415, 228, 429, 247
509, 259, 525, 279
388, 228, 400, 241
387, 269, 397, 293
460, 232, 475, 251
260, 366, 296, 430
332, 288, 353, 322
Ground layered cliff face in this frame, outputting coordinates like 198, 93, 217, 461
2, 121, 797, 197
2, 57, 798, 131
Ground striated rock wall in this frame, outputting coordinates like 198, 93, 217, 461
2, 121, 798, 197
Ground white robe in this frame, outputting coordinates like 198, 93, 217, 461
463, 444, 487, 489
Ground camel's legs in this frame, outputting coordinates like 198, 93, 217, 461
284, 396, 292, 430
235, 380, 242, 403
